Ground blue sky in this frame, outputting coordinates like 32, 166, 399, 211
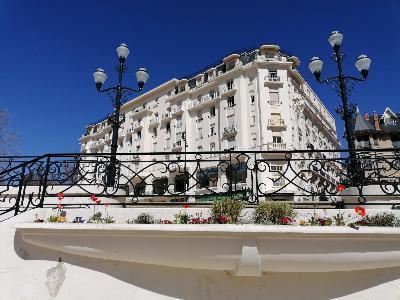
0, 0, 399, 155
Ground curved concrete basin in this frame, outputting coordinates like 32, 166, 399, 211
15, 223, 400, 276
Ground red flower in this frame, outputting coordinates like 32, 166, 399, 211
218, 215, 229, 223
279, 217, 293, 225
90, 194, 98, 202
57, 192, 64, 200
336, 184, 346, 192
355, 206, 366, 217
161, 220, 173, 224
183, 204, 190, 208
56, 203, 63, 209
104, 203, 110, 207
95, 199, 101, 205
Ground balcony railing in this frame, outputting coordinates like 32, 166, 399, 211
222, 125, 238, 136
268, 119, 285, 127
265, 75, 281, 82
220, 84, 237, 96
267, 142, 287, 150
1, 149, 400, 220
171, 105, 183, 115
162, 112, 172, 120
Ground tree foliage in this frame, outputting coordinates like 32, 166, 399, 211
0, 108, 18, 155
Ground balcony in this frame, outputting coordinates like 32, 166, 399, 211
149, 116, 160, 127
188, 93, 220, 111
171, 105, 183, 116
267, 142, 287, 151
132, 120, 143, 131
161, 112, 172, 121
220, 84, 237, 97
132, 105, 151, 117
264, 75, 283, 87
267, 119, 286, 129
172, 141, 183, 151
222, 125, 238, 137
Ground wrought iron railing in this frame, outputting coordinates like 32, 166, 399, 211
1, 149, 400, 221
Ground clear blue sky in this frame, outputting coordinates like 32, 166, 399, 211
0, 0, 399, 155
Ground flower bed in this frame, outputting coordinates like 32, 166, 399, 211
36, 196, 400, 228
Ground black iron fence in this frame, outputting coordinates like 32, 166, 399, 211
1, 149, 400, 220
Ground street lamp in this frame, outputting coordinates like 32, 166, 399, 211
93, 43, 149, 186
309, 31, 371, 185
309, 31, 371, 150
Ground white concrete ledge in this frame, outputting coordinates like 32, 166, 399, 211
15, 223, 400, 276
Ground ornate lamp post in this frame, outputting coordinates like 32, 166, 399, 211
309, 31, 371, 187
93, 43, 149, 186
308, 31, 371, 151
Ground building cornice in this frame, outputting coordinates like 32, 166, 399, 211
121, 79, 178, 112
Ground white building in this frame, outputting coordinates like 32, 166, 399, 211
80, 44, 340, 202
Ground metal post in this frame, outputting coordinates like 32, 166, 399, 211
106, 60, 124, 187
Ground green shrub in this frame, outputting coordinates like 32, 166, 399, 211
173, 211, 191, 224
358, 213, 400, 227
210, 199, 245, 224
87, 212, 115, 224
133, 213, 155, 224
253, 201, 296, 225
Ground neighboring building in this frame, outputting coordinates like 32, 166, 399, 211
352, 107, 400, 150
351, 107, 400, 185
79, 44, 340, 202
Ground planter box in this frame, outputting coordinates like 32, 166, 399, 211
15, 223, 400, 276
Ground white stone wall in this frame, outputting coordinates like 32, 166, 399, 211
2, 209, 400, 300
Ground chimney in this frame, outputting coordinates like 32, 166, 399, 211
373, 111, 380, 130
364, 112, 369, 120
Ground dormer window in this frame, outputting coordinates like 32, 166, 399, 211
385, 118, 396, 126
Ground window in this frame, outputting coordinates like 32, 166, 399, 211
182, 132, 186, 140
271, 164, 285, 187
196, 167, 218, 188
175, 173, 189, 193
210, 106, 216, 117
227, 163, 247, 184
269, 90, 279, 105
357, 135, 371, 149
197, 111, 203, 122
273, 136, 282, 143
250, 115, 256, 126
210, 142, 215, 152
176, 117, 182, 128
227, 115, 234, 127
197, 126, 203, 139
166, 122, 171, 133
227, 96, 235, 107
134, 181, 146, 196
269, 70, 278, 78
209, 90, 218, 99
153, 128, 158, 137
153, 178, 168, 195
210, 125, 215, 136
250, 95, 255, 103
251, 133, 257, 147
137, 131, 142, 139
227, 136, 236, 150
227, 80, 234, 90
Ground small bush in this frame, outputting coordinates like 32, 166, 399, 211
173, 211, 191, 224
210, 199, 245, 224
87, 212, 115, 224
253, 201, 296, 225
133, 213, 155, 224
357, 213, 400, 227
